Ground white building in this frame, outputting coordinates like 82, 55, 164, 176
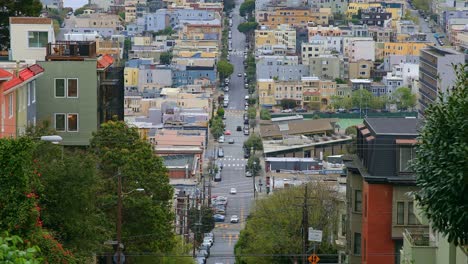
301, 36, 329, 65
343, 37, 375, 62
9, 17, 55, 61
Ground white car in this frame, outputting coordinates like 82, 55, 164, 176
230, 215, 240, 223
218, 136, 225, 143
224, 86, 229, 92
230, 188, 237, 194
281, 109, 293, 113
237, 73, 242, 77
203, 237, 213, 246
244, 95, 249, 100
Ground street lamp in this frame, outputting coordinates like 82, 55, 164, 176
39, 135, 63, 160
116, 171, 144, 264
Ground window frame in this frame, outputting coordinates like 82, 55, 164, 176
55, 78, 66, 98
8, 94, 14, 118
353, 232, 361, 255
408, 201, 418, 225
54, 113, 66, 132
396, 201, 405, 225
398, 145, 417, 173
67, 113, 79, 132
67, 78, 79, 98
354, 190, 362, 212
55, 78, 79, 98
28, 31, 48, 48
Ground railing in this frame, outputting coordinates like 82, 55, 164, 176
46, 41, 97, 60
405, 229, 434, 247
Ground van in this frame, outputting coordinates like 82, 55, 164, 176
218, 148, 224, 158
214, 172, 222, 182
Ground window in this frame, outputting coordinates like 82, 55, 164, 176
28, 31, 48, 48
55, 79, 65, 97
355, 190, 362, 212
8, 94, 13, 118
397, 201, 405, 225
341, 214, 346, 236
55, 114, 66, 132
354, 233, 361, 255
399, 146, 416, 172
408, 202, 419, 225
68, 114, 78, 132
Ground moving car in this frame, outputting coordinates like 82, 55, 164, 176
236, 126, 242, 131
218, 135, 225, 143
224, 130, 231, 135
230, 187, 237, 194
237, 73, 242, 77
214, 214, 225, 222
243, 128, 250, 135
229, 139, 235, 144
230, 215, 240, 223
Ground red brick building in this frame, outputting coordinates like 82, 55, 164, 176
345, 118, 428, 264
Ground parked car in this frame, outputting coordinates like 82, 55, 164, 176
281, 109, 293, 113
224, 130, 231, 135
295, 108, 307, 112
213, 214, 225, 222
224, 86, 229, 92
237, 73, 242, 77
203, 236, 214, 246
230, 187, 237, 194
229, 139, 235, 144
243, 128, 250, 135
245, 170, 252, 177
244, 95, 250, 100
230, 215, 240, 223
214, 172, 222, 182
236, 126, 242, 131
218, 135, 224, 143
218, 148, 224, 158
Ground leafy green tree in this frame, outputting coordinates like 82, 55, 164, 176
369, 95, 388, 110
345, 126, 357, 136
217, 60, 234, 80
237, 22, 258, 34
393, 87, 416, 110
217, 107, 225, 117
235, 183, 341, 264
351, 89, 373, 109
74, 4, 90, 16
334, 78, 346, 84
0, 0, 42, 50
280, 99, 297, 109
211, 117, 224, 139
246, 156, 261, 175
312, 114, 320, 119
413, 64, 468, 246
160, 51, 173, 65
239, 0, 255, 17
118, 11, 125, 20
330, 95, 352, 110
247, 107, 256, 120
260, 109, 271, 120
243, 134, 263, 153
188, 205, 215, 244
223, 0, 235, 12
153, 26, 175, 36
90, 119, 175, 255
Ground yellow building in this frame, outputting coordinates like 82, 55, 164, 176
383, 42, 431, 56
133, 36, 152, 46
349, 60, 373, 79
258, 79, 276, 106
302, 77, 336, 110
124, 68, 139, 87
256, 8, 331, 29
255, 24, 296, 53
346, 3, 382, 18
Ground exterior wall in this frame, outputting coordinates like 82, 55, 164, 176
16, 85, 28, 136
348, 39, 375, 62
124, 68, 139, 87
27, 81, 37, 129
349, 60, 373, 79
301, 41, 328, 65
255, 27, 297, 53
10, 21, 55, 61
258, 79, 275, 106
256, 8, 331, 29
346, 169, 363, 264
362, 182, 394, 264
36, 60, 98, 146
308, 56, 341, 80
383, 42, 430, 57
0, 92, 16, 138
75, 14, 122, 29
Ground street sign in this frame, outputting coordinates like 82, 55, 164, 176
308, 254, 320, 264
308, 228, 323, 242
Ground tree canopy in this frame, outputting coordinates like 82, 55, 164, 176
217, 60, 234, 79
260, 109, 271, 120
237, 22, 258, 34
351, 89, 373, 109
160, 51, 173, 65
392, 87, 416, 110
235, 183, 341, 264
413, 64, 468, 245
239, 0, 255, 17
0, 0, 42, 50
210, 116, 225, 139
243, 134, 263, 153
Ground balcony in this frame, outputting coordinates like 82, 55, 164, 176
46, 41, 97, 61
401, 229, 436, 264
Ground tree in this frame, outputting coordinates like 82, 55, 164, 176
217, 60, 234, 80
393, 87, 416, 110
237, 22, 258, 34
239, 0, 255, 17
74, 4, 90, 16
330, 95, 352, 110
369, 95, 388, 110
260, 109, 271, 120
0, 0, 42, 50
413, 64, 468, 246
153, 26, 175, 36
210, 117, 224, 139
246, 156, 261, 175
235, 183, 341, 264
247, 107, 256, 120
118, 11, 125, 20
217, 107, 225, 117
160, 51, 173, 65
351, 89, 373, 109
188, 205, 215, 244
334, 78, 346, 84
0, 232, 42, 263
280, 99, 298, 109
90, 119, 175, 255
243, 134, 263, 152
345, 126, 357, 136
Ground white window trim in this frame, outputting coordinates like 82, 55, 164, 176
28, 84, 31, 106
31, 81, 36, 103
27, 31, 49, 49
67, 113, 79, 133
8, 94, 13, 118
54, 113, 66, 132
67, 78, 79, 98
54, 78, 66, 98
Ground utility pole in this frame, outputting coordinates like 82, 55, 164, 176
302, 184, 309, 264
116, 170, 123, 264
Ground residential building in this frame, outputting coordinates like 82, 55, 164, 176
308, 54, 343, 80
74, 13, 123, 31
256, 56, 309, 81
255, 25, 297, 54
383, 42, 431, 57
368, 26, 394, 42
137, 64, 172, 90
301, 36, 329, 64
348, 59, 373, 79
172, 58, 217, 87
308, 0, 349, 14
36, 41, 122, 145
344, 38, 375, 62
383, 55, 420, 71
260, 118, 336, 140
359, 7, 392, 27
0, 63, 45, 138
256, 7, 332, 29
441, 10, 468, 30
138, 8, 217, 33
9, 17, 55, 61
346, 2, 382, 18
395, 20, 419, 35
350, 79, 372, 92
418, 46, 466, 117
345, 118, 426, 264
308, 25, 343, 38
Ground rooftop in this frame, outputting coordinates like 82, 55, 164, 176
365, 118, 421, 136
263, 135, 352, 154
260, 119, 337, 138
10, 17, 51, 24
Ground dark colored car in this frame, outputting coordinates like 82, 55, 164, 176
237, 126, 242, 131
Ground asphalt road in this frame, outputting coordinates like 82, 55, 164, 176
207, 1, 255, 263
408, 8, 438, 45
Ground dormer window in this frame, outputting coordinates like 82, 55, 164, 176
396, 139, 417, 173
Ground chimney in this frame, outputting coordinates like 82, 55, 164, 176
15, 60, 20, 77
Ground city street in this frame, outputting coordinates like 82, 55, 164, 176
207, 0, 254, 263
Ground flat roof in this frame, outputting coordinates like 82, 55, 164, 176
365, 118, 421, 136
